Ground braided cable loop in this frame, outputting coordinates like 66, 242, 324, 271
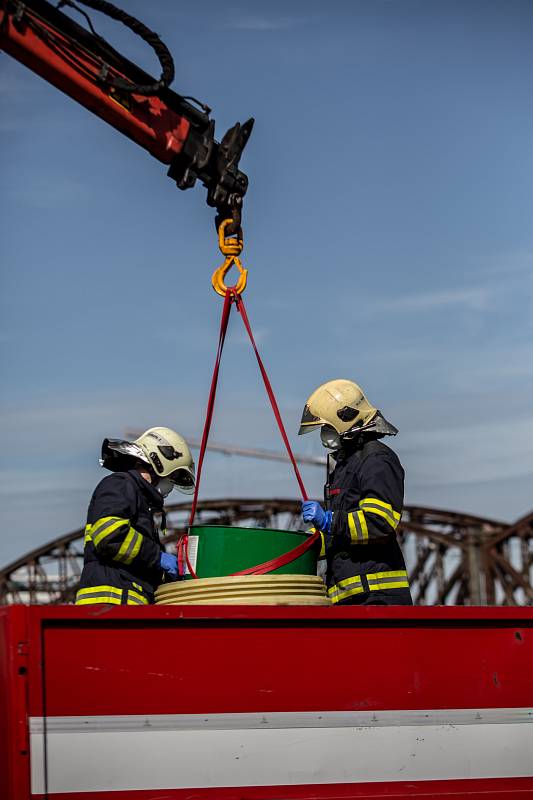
69, 0, 175, 94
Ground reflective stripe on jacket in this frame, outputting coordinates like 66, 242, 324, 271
75, 584, 150, 605
76, 470, 164, 604
327, 570, 410, 603
324, 437, 412, 605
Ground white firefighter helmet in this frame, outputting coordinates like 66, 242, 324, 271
101, 427, 195, 494
298, 379, 397, 439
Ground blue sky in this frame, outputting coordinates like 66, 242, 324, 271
1, 0, 533, 566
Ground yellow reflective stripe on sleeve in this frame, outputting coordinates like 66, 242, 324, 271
347, 510, 369, 544
127, 589, 149, 605
328, 583, 364, 604
363, 506, 399, 529
331, 584, 364, 603
358, 511, 368, 541
347, 512, 357, 542
92, 516, 129, 547
114, 527, 143, 565
367, 569, 409, 591
360, 497, 401, 521
327, 574, 364, 604
129, 530, 142, 561
359, 497, 401, 530
75, 585, 123, 605
91, 515, 123, 535
84, 524, 93, 545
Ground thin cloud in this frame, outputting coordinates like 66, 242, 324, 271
483, 249, 533, 277
0, 471, 90, 498
225, 15, 306, 32
6, 177, 88, 210
371, 286, 492, 314
398, 413, 533, 488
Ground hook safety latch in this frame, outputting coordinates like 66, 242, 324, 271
211, 218, 248, 297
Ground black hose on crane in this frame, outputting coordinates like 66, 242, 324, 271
57, 0, 175, 95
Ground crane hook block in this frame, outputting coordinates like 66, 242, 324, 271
212, 219, 248, 296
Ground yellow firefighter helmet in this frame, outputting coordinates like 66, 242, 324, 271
101, 427, 195, 494
133, 427, 195, 493
299, 379, 379, 437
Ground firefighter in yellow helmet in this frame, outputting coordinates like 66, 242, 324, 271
75, 427, 195, 606
299, 380, 412, 606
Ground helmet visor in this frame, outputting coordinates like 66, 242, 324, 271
298, 404, 323, 435
104, 439, 146, 460
100, 438, 149, 469
169, 467, 196, 495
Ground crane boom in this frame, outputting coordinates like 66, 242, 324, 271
0, 0, 253, 223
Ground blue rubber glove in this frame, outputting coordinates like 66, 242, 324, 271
160, 551, 178, 579
301, 501, 332, 533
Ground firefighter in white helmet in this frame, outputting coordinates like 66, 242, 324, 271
75, 427, 195, 606
299, 380, 412, 606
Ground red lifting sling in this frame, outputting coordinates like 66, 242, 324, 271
180, 288, 319, 579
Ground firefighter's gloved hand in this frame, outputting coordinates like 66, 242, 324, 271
302, 501, 332, 533
160, 551, 178, 579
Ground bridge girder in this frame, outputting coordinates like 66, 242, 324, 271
1, 500, 531, 606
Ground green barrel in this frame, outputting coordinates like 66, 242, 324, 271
185, 525, 319, 579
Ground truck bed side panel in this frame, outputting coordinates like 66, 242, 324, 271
30, 606, 533, 798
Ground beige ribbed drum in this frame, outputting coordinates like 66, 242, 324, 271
155, 574, 331, 606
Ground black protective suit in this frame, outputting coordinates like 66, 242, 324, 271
75, 470, 165, 605
323, 436, 412, 605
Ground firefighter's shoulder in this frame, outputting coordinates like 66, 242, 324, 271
91, 471, 137, 503
360, 439, 404, 475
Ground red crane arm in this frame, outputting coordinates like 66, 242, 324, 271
0, 0, 253, 223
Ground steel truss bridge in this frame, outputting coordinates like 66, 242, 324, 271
1, 500, 531, 606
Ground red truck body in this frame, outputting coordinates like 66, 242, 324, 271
1, 604, 532, 799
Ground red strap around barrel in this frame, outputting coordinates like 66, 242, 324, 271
232, 528, 320, 575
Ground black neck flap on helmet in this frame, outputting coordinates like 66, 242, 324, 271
342, 411, 398, 442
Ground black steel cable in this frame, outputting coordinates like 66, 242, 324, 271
57, 0, 175, 95
56, 0, 100, 37
25, 13, 103, 84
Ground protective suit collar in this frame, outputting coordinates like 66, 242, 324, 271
127, 469, 164, 510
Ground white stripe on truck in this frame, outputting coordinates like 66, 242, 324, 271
30, 707, 533, 794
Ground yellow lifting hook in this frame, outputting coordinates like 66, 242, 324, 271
211, 218, 248, 296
